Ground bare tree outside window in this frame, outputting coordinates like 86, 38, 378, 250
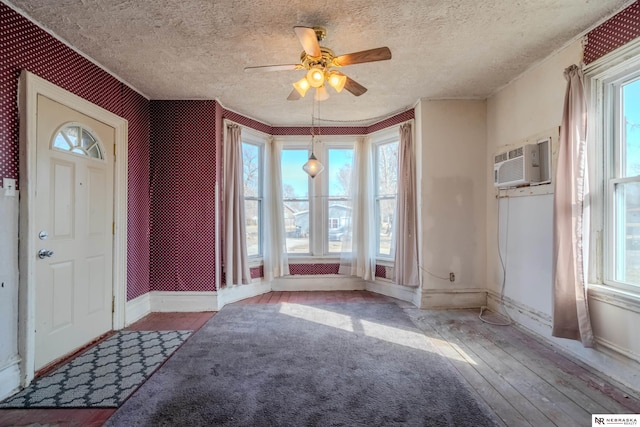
242, 142, 262, 257
375, 141, 398, 256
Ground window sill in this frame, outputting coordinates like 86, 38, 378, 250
375, 258, 394, 267
588, 284, 640, 314
247, 258, 263, 268
286, 256, 343, 264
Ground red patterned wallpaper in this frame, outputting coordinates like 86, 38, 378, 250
121, 86, 151, 300
222, 108, 272, 134
1, 4, 151, 300
584, 1, 640, 64
150, 101, 217, 292
271, 126, 369, 135
367, 110, 415, 134
289, 264, 340, 275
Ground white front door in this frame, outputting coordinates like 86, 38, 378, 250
34, 94, 115, 370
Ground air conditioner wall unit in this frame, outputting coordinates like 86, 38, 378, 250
493, 144, 540, 188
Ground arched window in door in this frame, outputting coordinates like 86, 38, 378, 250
52, 123, 104, 160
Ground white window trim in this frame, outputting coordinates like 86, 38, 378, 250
225, 120, 269, 264
586, 36, 640, 295
275, 135, 358, 258
370, 126, 400, 262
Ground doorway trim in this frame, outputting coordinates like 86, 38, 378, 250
17, 71, 128, 386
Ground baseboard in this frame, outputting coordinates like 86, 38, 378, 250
217, 281, 271, 308
271, 275, 366, 291
149, 291, 219, 312
365, 280, 419, 305
486, 290, 640, 393
420, 288, 487, 309
0, 357, 21, 401
125, 293, 151, 327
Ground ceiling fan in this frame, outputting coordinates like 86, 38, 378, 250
244, 26, 392, 101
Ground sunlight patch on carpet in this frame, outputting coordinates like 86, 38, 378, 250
279, 302, 475, 364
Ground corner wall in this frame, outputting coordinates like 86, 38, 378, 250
0, 3, 151, 301
486, 38, 640, 390
418, 100, 487, 308
149, 101, 217, 293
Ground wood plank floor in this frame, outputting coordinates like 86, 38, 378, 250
1, 291, 638, 426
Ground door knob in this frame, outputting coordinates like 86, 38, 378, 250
38, 249, 54, 259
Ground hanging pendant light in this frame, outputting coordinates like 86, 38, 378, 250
303, 99, 324, 178
302, 149, 324, 178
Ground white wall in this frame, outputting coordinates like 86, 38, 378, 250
486, 40, 640, 391
418, 100, 487, 308
0, 190, 20, 399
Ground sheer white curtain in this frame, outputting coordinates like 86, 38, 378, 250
339, 136, 376, 279
552, 64, 594, 346
394, 121, 419, 287
264, 138, 289, 280
222, 123, 251, 285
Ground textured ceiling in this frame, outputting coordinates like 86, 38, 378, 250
3, 0, 633, 126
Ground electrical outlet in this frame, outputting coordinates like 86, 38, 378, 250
3, 178, 16, 197
449, 272, 455, 282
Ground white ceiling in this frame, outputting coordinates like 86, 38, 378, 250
4, 0, 632, 126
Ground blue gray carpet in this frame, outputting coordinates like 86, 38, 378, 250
105, 303, 500, 426
0, 330, 191, 408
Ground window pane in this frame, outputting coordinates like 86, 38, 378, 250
377, 198, 396, 256
242, 143, 260, 198
285, 201, 310, 253
328, 148, 353, 197
614, 181, 640, 286
53, 125, 103, 160
623, 78, 640, 178
328, 200, 352, 253
282, 149, 310, 254
281, 149, 309, 200
377, 142, 398, 196
245, 199, 260, 257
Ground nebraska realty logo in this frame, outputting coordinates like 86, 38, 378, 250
593, 414, 639, 426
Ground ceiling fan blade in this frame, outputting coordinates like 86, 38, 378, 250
287, 89, 302, 101
334, 47, 392, 66
343, 77, 367, 96
244, 64, 301, 72
294, 26, 321, 57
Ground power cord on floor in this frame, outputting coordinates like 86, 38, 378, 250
479, 192, 512, 327
419, 266, 450, 281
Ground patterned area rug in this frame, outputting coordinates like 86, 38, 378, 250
0, 330, 191, 408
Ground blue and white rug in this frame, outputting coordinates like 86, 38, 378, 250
0, 330, 191, 408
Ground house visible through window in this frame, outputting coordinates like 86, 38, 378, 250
242, 140, 263, 257
282, 148, 311, 254
279, 141, 354, 256
327, 147, 353, 253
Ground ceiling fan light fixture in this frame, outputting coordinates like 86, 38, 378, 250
307, 67, 325, 88
314, 85, 330, 101
327, 71, 347, 93
293, 77, 311, 97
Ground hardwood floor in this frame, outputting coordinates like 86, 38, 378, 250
404, 307, 640, 426
1, 291, 638, 426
